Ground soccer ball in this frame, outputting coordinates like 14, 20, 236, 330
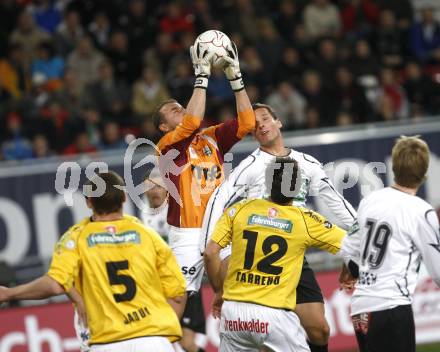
194, 30, 232, 69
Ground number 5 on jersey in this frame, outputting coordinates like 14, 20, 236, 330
106, 260, 137, 302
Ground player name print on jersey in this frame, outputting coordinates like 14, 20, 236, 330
235, 271, 281, 286
123, 306, 151, 325
87, 231, 140, 246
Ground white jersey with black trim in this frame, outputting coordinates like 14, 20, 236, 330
201, 148, 357, 251
341, 187, 440, 315
141, 202, 170, 241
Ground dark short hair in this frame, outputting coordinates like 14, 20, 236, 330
266, 157, 300, 205
84, 171, 125, 215
252, 103, 279, 120
153, 98, 178, 132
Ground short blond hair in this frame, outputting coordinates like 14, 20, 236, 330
392, 135, 430, 188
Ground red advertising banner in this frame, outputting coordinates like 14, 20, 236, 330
1, 268, 439, 352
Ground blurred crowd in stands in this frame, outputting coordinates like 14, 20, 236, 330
1, 0, 440, 161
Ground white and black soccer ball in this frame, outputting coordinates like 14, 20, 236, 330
193, 30, 232, 68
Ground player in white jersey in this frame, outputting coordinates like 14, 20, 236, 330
142, 173, 170, 241
340, 136, 440, 352
142, 173, 208, 352
201, 103, 357, 352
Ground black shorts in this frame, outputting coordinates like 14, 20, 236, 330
181, 291, 206, 334
353, 304, 415, 352
296, 258, 324, 305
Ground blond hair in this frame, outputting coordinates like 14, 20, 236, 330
392, 135, 430, 188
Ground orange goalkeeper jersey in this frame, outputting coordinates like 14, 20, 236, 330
157, 110, 255, 228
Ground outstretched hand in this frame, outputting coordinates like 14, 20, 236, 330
217, 41, 244, 92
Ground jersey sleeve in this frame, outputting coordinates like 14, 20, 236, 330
152, 232, 186, 298
203, 109, 255, 154
210, 203, 240, 248
200, 155, 257, 252
309, 159, 357, 230
300, 208, 346, 254
412, 209, 440, 286
157, 114, 201, 153
47, 226, 81, 292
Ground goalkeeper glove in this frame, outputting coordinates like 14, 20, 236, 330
219, 41, 244, 92
190, 43, 215, 89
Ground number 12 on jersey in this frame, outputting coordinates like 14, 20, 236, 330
242, 230, 288, 275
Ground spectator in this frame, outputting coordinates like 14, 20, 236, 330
305, 105, 321, 129
303, 0, 341, 41
144, 32, 177, 75
192, 0, 216, 33
31, 41, 65, 80
410, 6, 440, 63
374, 0, 413, 29
0, 43, 31, 98
223, 0, 260, 44
80, 106, 102, 146
404, 61, 440, 115
98, 121, 127, 151
63, 131, 97, 155
160, 1, 194, 43
83, 60, 130, 118
105, 30, 138, 84
341, 0, 380, 37
314, 38, 342, 89
9, 11, 50, 65
256, 19, 285, 84
31, 133, 54, 158
274, 46, 304, 86
266, 81, 307, 129
335, 110, 354, 126
373, 10, 405, 67
1, 112, 33, 161
334, 66, 370, 123
273, 0, 302, 42
0, 0, 21, 54
349, 39, 380, 79
29, 0, 62, 34
375, 68, 409, 120
88, 11, 111, 51
167, 60, 194, 104
19, 73, 51, 119
54, 9, 84, 56
122, 0, 157, 57
301, 70, 338, 126
240, 46, 266, 94
131, 66, 169, 116
67, 36, 105, 94
54, 68, 83, 118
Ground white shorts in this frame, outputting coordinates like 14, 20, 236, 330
90, 336, 174, 352
220, 300, 310, 352
74, 309, 90, 352
169, 226, 204, 292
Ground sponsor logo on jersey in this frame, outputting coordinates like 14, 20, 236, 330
87, 231, 140, 247
268, 207, 278, 218
105, 225, 116, 234
203, 146, 212, 156
248, 214, 292, 232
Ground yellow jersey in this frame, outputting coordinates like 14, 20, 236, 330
47, 215, 185, 345
211, 199, 345, 311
